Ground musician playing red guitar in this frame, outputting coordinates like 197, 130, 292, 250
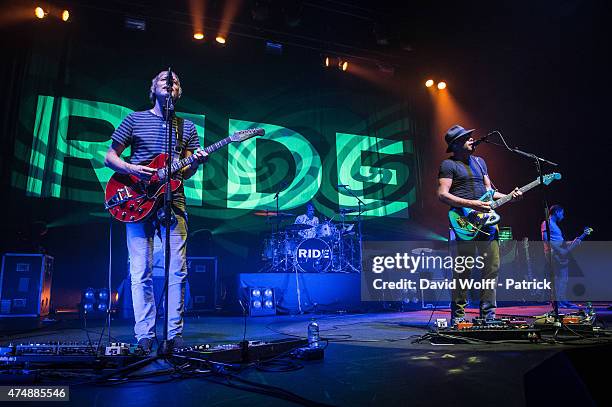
104, 70, 207, 353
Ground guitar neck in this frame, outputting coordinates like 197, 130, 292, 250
490, 178, 541, 209
567, 231, 589, 252
166, 136, 232, 177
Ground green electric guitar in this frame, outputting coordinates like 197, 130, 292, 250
448, 172, 562, 240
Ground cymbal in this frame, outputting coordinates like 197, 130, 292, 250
284, 223, 314, 231
337, 208, 361, 214
253, 210, 295, 217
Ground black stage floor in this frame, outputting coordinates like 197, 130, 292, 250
1, 305, 611, 406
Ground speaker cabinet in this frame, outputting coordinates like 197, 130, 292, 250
0, 254, 53, 317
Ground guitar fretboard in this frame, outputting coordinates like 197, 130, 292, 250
490, 178, 541, 209
158, 136, 232, 180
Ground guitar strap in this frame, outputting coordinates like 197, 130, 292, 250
470, 156, 486, 185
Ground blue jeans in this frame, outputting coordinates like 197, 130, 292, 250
126, 211, 188, 341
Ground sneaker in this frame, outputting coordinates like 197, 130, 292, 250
138, 338, 154, 355
168, 335, 185, 351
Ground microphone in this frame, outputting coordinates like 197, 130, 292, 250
472, 131, 496, 148
274, 181, 288, 199
166, 67, 173, 91
164, 67, 175, 114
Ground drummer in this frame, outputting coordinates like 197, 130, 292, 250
294, 202, 319, 238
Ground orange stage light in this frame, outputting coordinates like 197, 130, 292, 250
35, 7, 46, 19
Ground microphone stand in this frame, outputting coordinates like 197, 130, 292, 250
482, 135, 561, 324
104, 69, 178, 379
339, 185, 365, 273
160, 69, 175, 355
273, 182, 286, 234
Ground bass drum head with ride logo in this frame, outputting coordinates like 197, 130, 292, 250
295, 238, 332, 272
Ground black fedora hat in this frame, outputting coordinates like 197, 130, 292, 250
444, 125, 475, 153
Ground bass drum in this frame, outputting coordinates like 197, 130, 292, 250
295, 238, 332, 272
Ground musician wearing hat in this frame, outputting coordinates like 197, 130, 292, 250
294, 202, 319, 239
437, 125, 522, 324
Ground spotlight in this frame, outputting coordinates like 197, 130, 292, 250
83, 302, 93, 312
339, 60, 349, 71
437, 81, 447, 90
97, 302, 108, 312
98, 288, 109, 301
61, 10, 70, 22
193, 32, 204, 40
264, 300, 274, 309
425, 79, 434, 88
215, 36, 226, 44
84, 288, 95, 300
252, 289, 261, 297
325, 56, 330, 67
264, 288, 273, 297
35, 7, 46, 19
253, 300, 262, 308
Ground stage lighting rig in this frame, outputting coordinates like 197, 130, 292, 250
80, 287, 113, 318
248, 286, 276, 316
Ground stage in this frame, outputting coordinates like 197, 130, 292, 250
2, 0, 610, 406
2, 305, 610, 406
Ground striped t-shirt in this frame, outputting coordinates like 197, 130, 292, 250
112, 110, 201, 209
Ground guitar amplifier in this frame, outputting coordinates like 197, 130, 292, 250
0, 254, 53, 317
186, 257, 218, 311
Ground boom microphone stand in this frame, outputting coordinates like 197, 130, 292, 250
480, 131, 561, 323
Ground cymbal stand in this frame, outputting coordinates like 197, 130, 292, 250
338, 185, 365, 273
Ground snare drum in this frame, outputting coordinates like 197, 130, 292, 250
295, 238, 332, 272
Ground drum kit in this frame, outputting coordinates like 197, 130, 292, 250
255, 210, 362, 273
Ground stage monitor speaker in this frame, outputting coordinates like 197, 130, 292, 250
0, 254, 53, 318
186, 257, 218, 311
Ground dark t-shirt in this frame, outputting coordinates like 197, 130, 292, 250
438, 156, 489, 203
112, 110, 201, 210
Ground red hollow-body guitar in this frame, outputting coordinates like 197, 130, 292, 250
104, 127, 264, 222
